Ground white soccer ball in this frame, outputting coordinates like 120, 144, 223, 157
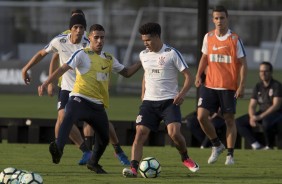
9, 170, 28, 184
139, 157, 161, 178
0, 167, 17, 184
19, 172, 43, 184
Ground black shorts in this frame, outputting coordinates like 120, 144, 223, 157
60, 96, 109, 146
197, 85, 237, 114
136, 99, 182, 132
65, 96, 109, 127
57, 89, 70, 111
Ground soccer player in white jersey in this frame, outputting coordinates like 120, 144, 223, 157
122, 22, 199, 178
48, 9, 130, 166
37, 24, 142, 174
22, 14, 93, 165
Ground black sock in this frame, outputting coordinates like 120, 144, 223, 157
131, 160, 139, 171
210, 137, 221, 147
79, 142, 90, 153
84, 136, 94, 150
227, 148, 234, 157
179, 150, 189, 162
112, 143, 123, 154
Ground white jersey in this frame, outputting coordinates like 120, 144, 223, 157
67, 49, 125, 103
44, 33, 89, 91
201, 29, 245, 58
140, 44, 188, 101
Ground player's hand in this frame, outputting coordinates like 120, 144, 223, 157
38, 85, 46, 96
249, 119, 257, 127
235, 86, 244, 99
22, 68, 31, 85
173, 94, 185, 106
194, 76, 202, 88
249, 115, 258, 127
47, 83, 55, 97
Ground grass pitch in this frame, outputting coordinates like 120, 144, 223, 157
0, 143, 281, 184
0, 94, 249, 120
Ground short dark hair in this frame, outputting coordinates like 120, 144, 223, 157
139, 22, 161, 37
71, 9, 85, 17
89, 24, 105, 33
212, 5, 228, 17
260, 61, 273, 72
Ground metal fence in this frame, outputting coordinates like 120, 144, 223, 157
1, 1, 282, 94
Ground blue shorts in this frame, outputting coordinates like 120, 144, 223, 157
57, 89, 70, 111
198, 85, 237, 114
136, 99, 182, 132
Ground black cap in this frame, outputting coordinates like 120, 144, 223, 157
69, 14, 86, 30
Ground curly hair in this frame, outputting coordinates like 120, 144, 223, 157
139, 22, 161, 37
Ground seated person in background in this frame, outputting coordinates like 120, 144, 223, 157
185, 110, 226, 148
236, 61, 282, 150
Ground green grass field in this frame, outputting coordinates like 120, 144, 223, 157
0, 143, 281, 184
0, 94, 250, 120
0, 68, 281, 184
117, 68, 282, 90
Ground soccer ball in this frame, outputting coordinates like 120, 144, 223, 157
9, 170, 28, 184
0, 167, 17, 184
19, 172, 43, 184
139, 157, 161, 178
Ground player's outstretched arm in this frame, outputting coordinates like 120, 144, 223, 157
119, 61, 142, 78
22, 49, 48, 85
38, 64, 71, 96
47, 53, 60, 96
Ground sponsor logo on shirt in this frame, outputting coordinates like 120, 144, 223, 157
209, 54, 231, 63
97, 72, 109, 81
212, 45, 228, 51
152, 69, 160, 73
101, 66, 109, 70
59, 38, 67, 43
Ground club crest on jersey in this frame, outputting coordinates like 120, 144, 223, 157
82, 43, 87, 48
158, 56, 166, 66
269, 88, 273, 96
59, 38, 67, 43
164, 48, 171, 52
